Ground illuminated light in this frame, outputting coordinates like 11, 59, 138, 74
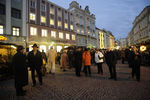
140, 45, 146, 52
0, 36, 7, 41
11, 45, 17, 49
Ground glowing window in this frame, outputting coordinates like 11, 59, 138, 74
51, 31, 56, 38
58, 21, 62, 27
59, 32, 63, 39
66, 33, 70, 40
70, 25, 73, 30
30, 27, 37, 35
30, 13, 36, 21
0, 25, 4, 34
72, 35, 75, 40
12, 27, 20, 36
41, 16, 46, 23
64, 23, 68, 29
41, 29, 47, 37
50, 19, 54, 25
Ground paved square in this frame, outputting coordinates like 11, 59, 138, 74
0, 61, 150, 100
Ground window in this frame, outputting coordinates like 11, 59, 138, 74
41, 16, 46, 23
41, 29, 47, 37
30, 0, 36, 8
50, 19, 54, 25
59, 32, 63, 39
70, 25, 73, 30
0, 4, 5, 15
50, 7, 54, 14
66, 33, 70, 40
81, 29, 84, 34
41, 4, 46, 11
58, 21, 62, 27
12, 27, 20, 36
51, 31, 56, 38
72, 35, 75, 40
77, 28, 80, 33
30, 13, 36, 21
0, 25, 4, 34
30, 27, 37, 35
64, 23, 68, 29
58, 9, 62, 17
11, 8, 21, 19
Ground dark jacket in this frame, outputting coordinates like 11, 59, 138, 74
12, 52, 28, 88
74, 51, 83, 67
28, 50, 43, 69
105, 51, 117, 66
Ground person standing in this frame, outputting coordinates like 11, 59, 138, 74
41, 50, 47, 76
95, 49, 104, 75
61, 50, 68, 71
28, 44, 43, 86
105, 48, 117, 80
121, 50, 125, 64
132, 48, 141, 82
82, 48, 91, 77
74, 48, 83, 77
47, 47, 57, 74
12, 46, 28, 96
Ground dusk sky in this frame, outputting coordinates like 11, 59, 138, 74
49, 0, 150, 40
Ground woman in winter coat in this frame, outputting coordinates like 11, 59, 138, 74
61, 50, 68, 71
95, 49, 104, 75
82, 48, 91, 76
12, 45, 28, 96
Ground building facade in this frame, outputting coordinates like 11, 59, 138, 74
128, 6, 150, 47
27, 0, 76, 52
0, 0, 27, 46
119, 38, 127, 49
96, 28, 115, 49
68, 1, 98, 48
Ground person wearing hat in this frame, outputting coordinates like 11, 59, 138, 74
27, 44, 43, 86
12, 45, 28, 96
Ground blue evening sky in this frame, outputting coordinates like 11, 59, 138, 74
48, 0, 150, 40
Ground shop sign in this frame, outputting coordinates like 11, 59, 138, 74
0, 36, 7, 41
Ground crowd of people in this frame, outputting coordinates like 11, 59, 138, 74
12, 43, 142, 96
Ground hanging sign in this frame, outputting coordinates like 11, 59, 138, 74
140, 45, 146, 52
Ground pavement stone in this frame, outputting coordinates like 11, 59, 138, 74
0, 61, 150, 100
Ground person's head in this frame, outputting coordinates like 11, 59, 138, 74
107, 48, 110, 51
17, 45, 25, 53
32, 44, 38, 51
50, 46, 54, 50
42, 50, 44, 52
77, 47, 81, 51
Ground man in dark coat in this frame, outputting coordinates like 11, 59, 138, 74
132, 50, 141, 82
105, 48, 117, 80
74, 48, 83, 77
12, 45, 28, 96
28, 44, 43, 86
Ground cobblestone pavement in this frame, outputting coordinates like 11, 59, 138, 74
0, 61, 150, 100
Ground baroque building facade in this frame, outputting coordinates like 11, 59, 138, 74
68, 1, 98, 48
